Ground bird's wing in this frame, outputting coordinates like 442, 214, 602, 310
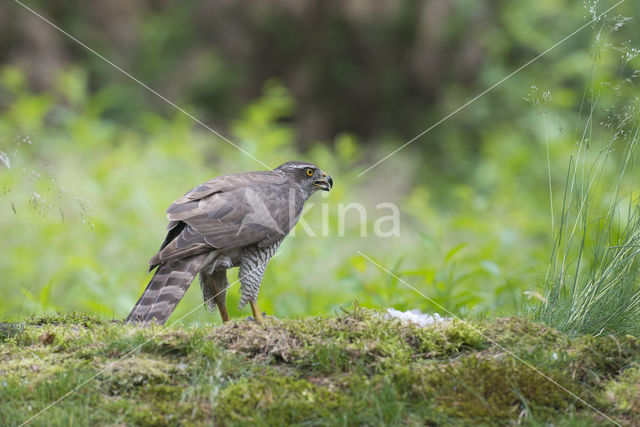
171, 171, 281, 204
151, 171, 302, 265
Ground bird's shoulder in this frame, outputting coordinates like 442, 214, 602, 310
171, 170, 289, 205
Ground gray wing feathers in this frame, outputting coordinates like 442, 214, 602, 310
126, 253, 209, 325
152, 171, 301, 265
171, 171, 285, 204
148, 235, 210, 267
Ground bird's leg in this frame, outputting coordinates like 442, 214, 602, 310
200, 268, 231, 323
249, 301, 264, 323
216, 299, 230, 323
211, 279, 230, 323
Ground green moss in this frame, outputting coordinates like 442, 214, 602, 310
0, 323, 24, 341
0, 309, 637, 425
568, 334, 640, 386
485, 317, 569, 350
213, 306, 486, 375
101, 356, 175, 393
405, 355, 574, 421
26, 311, 108, 327
601, 363, 640, 422
216, 372, 345, 425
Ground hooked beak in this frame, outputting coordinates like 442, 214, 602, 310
314, 171, 333, 191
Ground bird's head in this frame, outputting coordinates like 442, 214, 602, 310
273, 161, 333, 198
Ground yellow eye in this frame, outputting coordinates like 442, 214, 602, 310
306, 168, 314, 176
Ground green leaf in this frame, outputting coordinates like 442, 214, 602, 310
445, 243, 467, 263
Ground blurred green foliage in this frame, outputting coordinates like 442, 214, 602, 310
0, 66, 535, 323
1, 1, 639, 327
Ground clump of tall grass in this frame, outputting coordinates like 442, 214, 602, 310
536, 4, 640, 337
540, 168, 640, 337
538, 89, 640, 337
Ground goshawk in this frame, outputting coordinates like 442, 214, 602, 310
126, 161, 333, 324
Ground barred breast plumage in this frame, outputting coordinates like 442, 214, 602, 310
238, 240, 282, 308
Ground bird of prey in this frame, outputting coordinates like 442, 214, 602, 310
126, 161, 333, 325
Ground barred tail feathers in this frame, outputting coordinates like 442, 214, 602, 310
126, 254, 208, 325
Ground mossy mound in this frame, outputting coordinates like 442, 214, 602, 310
1, 307, 639, 426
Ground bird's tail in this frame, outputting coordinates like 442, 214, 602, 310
126, 253, 209, 325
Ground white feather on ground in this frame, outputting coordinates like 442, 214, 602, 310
385, 308, 448, 326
